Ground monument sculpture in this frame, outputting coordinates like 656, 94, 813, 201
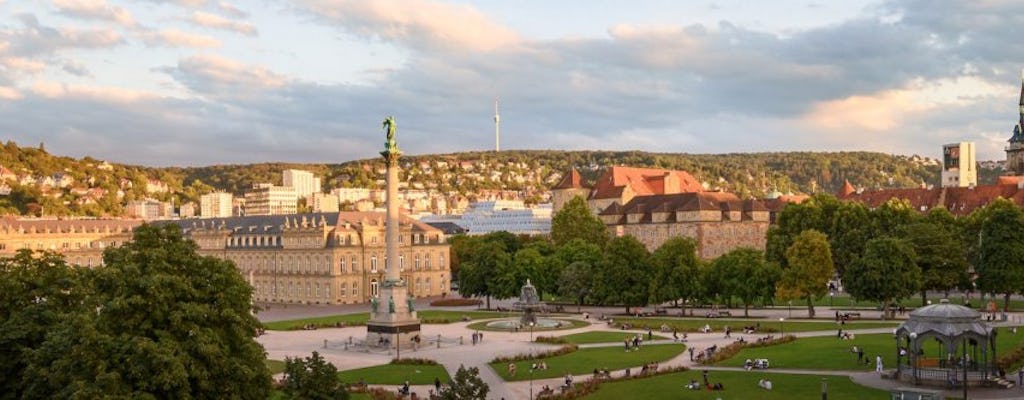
514, 279, 545, 327
366, 116, 421, 348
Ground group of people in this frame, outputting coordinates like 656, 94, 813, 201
743, 358, 769, 370
837, 329, 855, 340
639, 362, 660, 374
624, 334, 644, 351
591, 368, 612, 379
470, 331, 483, 345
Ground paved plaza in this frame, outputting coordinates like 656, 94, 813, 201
258, 300, 1024, 399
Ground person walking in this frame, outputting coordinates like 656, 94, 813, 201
688, 347, 695, 361
875, 355, 884, 374
434, 377, 441, 393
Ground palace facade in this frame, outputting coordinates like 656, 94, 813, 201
0, 211, 452, 305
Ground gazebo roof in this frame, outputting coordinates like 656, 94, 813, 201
896, 300, 992, 339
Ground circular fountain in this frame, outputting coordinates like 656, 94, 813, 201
483, 279, 570, 330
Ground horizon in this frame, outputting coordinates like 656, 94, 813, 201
1, 1, 1023, 167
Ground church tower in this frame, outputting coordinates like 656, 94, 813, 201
1006, 71, 1024, 175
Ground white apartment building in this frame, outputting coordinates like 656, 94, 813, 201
941, 142, 977, 188
333, 188, 371, 204
244, 184, 297, 216
310, 192, 339, 212
283, 169, 322, 199
126, 198, 172, 220
421, 200, 552, 236
200, 192, 234, 218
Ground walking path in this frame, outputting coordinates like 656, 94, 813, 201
257, 303, 1024, 399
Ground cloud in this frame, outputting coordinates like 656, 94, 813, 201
189, 11, 257, 36
29, 80, 158, 102
1, 14, 124, 58
216, 1, 248, 18
61, 59, 90, 76
140, 29, 221, 48
52, 0, 136, 27
2, 57, 47, 74
0, 86, 21, 100
298, 0, 520, 52
165, 54, 286, 98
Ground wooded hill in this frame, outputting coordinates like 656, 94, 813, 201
0, 140, 1006, 217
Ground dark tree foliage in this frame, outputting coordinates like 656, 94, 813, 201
594, 235, 652, 313
976, 203, 1024, 312
897, 221, 968, 305
439, 365, 489, 400
283, 352, 348, 400
711, 248, 781, 317
844, 237, 921, 319
649, 237, 702, 315
780, 229, 834, 318
550, 196, 608, 247
8, 224, 271, 399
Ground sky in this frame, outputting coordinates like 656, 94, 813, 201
0, 0, 1023, 167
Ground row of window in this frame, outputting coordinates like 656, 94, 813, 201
225, 232, 443, 249
253, 276, 446, 300
232, 251, 447, 275
6, 240, 119, 251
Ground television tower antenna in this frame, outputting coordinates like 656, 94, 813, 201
494, 97, 500, 152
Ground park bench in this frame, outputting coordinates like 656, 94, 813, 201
655, 309, 668, 315
844, 312, 861, 319
718, 310, 732, 317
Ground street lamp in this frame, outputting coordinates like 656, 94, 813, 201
829, 292, 834, 308
529, 321, 536, 343
821, 378, 827, 400
779, 317, 785, 337
529, 363, 535, 400
529, 321, 536, 400
909, 332, 918, 385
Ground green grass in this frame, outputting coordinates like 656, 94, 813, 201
265, 359, 286, 375
337, 363, 451, 385
716, 328, 1024, 371
608, 316, 896, 334
581, 369, 888, 400
557, 331, 668, 344
263, 310, 506, 330
490, 343, 686, 381
270, 391, 371, 399
466, 318, 590, 332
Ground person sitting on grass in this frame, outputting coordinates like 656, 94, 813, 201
685, 379, 700, 390
758, 379, 773, 390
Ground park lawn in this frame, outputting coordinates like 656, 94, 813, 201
467, 318, 590, 332
265, 359, 286, 375
716, 328, 1024, 371
491, 343, 686, 381
609, 316, 896, 334
270, 391, 371, 399
557, 331, 668, 344
581, 369, 887, 400
263, 310, 505, 330
337, 363, 451, 385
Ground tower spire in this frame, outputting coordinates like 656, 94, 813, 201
1018, 69, 1023, 126
491, 97, 499, 152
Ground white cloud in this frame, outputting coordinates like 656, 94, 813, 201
299, 0, 520, 52
216, 1, 247, 18
189, 11, 257, 36
167, 54, 286, 97
140, 29, 221, 48
29, 80, 158, 102
0, 86, 22, 100
52, 0, 136, 27
2, 57, 47, 74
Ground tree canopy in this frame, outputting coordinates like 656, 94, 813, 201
844, 237, 921, 318
550, 195, 607, 247
780, 229, 834, 318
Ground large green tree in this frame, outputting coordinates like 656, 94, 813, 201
550, 196, 607, 247
456, 240, 511, 309
898, 221, 968, 305
0, 251, 91, 400
648, 237, 702, 315
712, 248, 781, 317
594, 235, 651, 314
976, 204, 1024, 312
17, 224, 272, 399
844, 237, 921, 319
779, 229, 834, 318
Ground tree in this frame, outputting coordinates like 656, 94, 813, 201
898, 221, 968, 305
0, 250, 91, 399
976, 204, 1024, 312
439, 365, 489, 400
558, 261, 595, 312
844, 238, 921, 319
779, 229, 833, 318
457, 241, 510, 309
712, 248, 781, 317
594, 235, 651, 314
648, 237, 702, 315
550, 196, 607, 247
18, 224, 272, 399
283, 352, 348, 400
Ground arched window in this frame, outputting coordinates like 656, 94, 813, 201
352, 282, 358, 297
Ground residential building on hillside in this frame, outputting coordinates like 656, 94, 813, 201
244, 184, 297, 216
282, 169, 321, 200
599, 192, 770, 258
334, 187, 371, 204
126, 198, 171, 220
310, 192, 339, 212
179, 202, 196, 218
163, 212, 451, 304
200, 192, 234, 218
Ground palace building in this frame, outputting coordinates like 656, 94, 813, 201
0, 211, 452, 305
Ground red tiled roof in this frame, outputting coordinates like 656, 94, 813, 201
837, 183, 1024, 216
553, 168, 584, 189
839, 180, 855, 197
590, 166, 703, 199
600, 191, 762, 216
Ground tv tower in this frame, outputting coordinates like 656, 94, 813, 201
494, 97, 500, 152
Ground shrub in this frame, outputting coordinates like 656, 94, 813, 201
390, 358, 439, 365
430, 298, 483, 307
535, 335, 567, 344
491, 345, 578, 363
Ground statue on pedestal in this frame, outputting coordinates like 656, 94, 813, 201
407, 296, 415, 312
382, 116, 398, 152
370, 297, 379, 313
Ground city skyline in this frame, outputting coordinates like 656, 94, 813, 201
1, 0, 1022, 166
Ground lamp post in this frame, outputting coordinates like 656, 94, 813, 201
529, 321, 536, 400
909, 332, 918, 385
779, 317, 785, 337
529, 363, 535, 400
821, 378, 827, 400
829, 292, 835, 308
788, 300, 793, 318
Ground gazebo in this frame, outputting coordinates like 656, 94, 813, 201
894, 299, 996, 387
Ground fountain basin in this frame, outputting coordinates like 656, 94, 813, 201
485, 318, 567, 330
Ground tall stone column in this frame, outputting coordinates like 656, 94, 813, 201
366, 116, 421, 349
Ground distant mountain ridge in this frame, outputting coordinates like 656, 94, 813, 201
0, 141, 1004, 217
